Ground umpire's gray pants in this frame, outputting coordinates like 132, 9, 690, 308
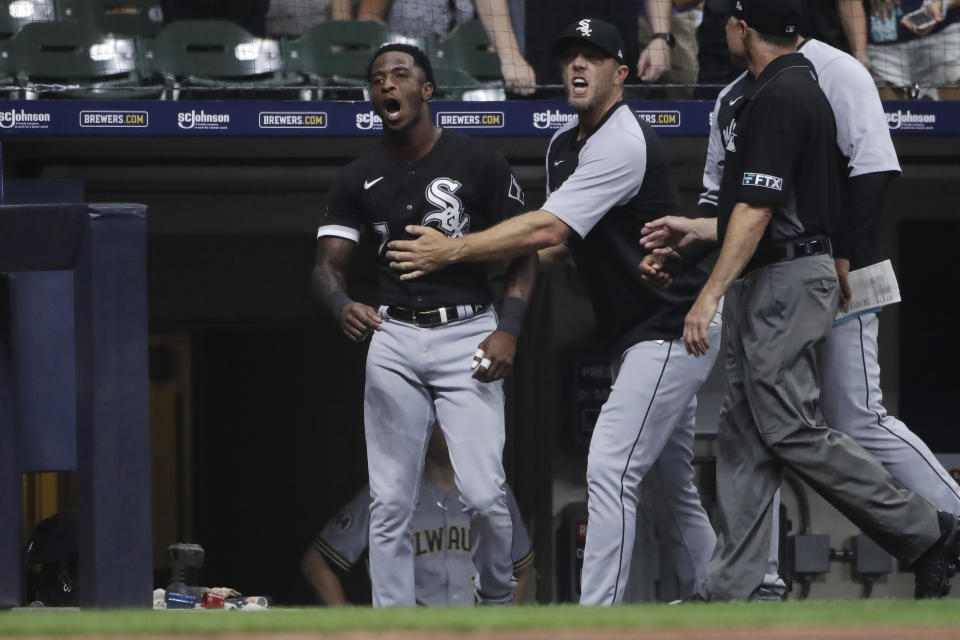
363, 308, 515, 607
706, 255, 941, 600
762, 311, 960, 591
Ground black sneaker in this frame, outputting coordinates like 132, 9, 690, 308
914, 512, 960, 599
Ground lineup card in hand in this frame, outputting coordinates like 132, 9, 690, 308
836, 259, 902, 320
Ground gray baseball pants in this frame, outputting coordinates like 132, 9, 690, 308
580, 318, 720, 605
821, 312, 960, 511
707, 255, 941, 600
761, 311, 960, 594
363, 307, 515, 607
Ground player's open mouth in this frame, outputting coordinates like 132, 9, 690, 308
383, 97, 402, 122
572, 77, 588, 96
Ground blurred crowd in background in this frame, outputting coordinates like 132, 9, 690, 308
158, 0, 960, 98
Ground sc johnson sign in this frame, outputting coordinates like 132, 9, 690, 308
0, 108, 52, 129
177, 110, 230, 130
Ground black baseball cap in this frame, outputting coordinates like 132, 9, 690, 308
731, 0, 800, 38
551, 18, 625, 64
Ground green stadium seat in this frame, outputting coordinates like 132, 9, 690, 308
57, 0, 164, 38
142, 20, 294, 98
6, 20, 157, 98
430, 66, 485, 100
430, 19, 502, 83
291, 19, 392, 95
0, 0, 56, 39
427, 20, 504, 100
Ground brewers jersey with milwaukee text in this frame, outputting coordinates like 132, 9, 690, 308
312, 482, 534, 606
317, 129, 525, 309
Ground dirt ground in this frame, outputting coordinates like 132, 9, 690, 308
13, 629, 959, 640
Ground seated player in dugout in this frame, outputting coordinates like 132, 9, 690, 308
301, 427, 535, 606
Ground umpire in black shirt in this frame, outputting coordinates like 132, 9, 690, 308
641, 0, 960, 600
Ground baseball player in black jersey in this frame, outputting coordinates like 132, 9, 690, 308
311, 43, 537, 607
387, 19, 718, 605
639, 0, 960, 600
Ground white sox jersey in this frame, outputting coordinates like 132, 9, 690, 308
541, 101, 710, 356
317, 129, 525, 309
311, 482, 534, 606
540, 100, 718, 606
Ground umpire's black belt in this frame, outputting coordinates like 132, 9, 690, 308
387, 304, 487, 328
744, 235, 832, 275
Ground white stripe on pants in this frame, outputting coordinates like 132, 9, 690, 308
580, 321, 720, 605
820, 312, 960, 512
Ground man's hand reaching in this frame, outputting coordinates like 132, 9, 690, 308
639, 251, 682, 290
387, 226, 460, 280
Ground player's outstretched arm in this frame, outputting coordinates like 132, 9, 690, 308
472, 253, 538, 383
312, 237, 382, 342
640, 215, 719, 254
387, 210, 571, 279
301, 547, 348, 606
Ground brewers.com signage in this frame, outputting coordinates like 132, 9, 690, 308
636, 110, 681, 127
79, 110, 149, 127
435, 111, 504, 128
259, 111, 327, 129
0, 100, 954, 137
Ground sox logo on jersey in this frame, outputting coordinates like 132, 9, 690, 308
723, 118, 737, 153
422, 177, 470, 238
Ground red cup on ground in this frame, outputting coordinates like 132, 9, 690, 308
201, 592, 225, 609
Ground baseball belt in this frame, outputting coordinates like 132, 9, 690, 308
743, 235, 832, 275
387, 304, 488, 328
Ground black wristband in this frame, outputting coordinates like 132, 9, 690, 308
652, 32, 676, 48
328, 290, 353, 320
496, 296, 527, 338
